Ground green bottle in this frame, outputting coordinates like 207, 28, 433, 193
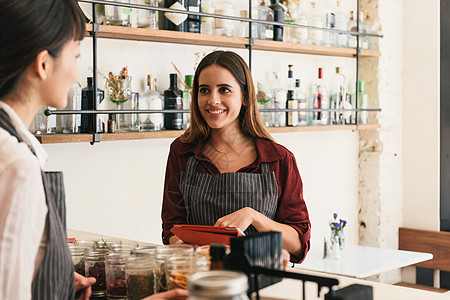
183, 75, 194, 129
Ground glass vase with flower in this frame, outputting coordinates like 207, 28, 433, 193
326, 213, 347, 259
105, 67, 132, 132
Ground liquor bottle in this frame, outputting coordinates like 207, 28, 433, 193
269, 0, 284, 41
348, 11, 369, 49
330, 67, 346, 124
59, 81, 82, 133
46, 106, 56, 134
296, 79, 307, 126
164, 73, 183, 130
139, 75, 164, 131
286, 65, 298, 126
312, 68, 328, 125
256, 1, 274, 40
164, 0, 188, 31
359, 80, 368, 124
271, 72, 286, 127
81, 77, 104, 133
308, 1, 324, 45
209, 244, 226, 271
323, 0, 336, 47
187, 0, 201, 33
183, 75, 194, 129
335, 0, 348, 47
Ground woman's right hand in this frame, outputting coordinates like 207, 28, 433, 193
142, 289, 189, 299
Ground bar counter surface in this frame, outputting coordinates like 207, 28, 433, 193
68, 230, 447, 300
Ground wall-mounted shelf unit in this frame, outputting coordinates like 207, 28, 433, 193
85, 24, 381, 58
35, 124, 380, 144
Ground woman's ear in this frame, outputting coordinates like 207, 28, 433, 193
33, 50, 51, 81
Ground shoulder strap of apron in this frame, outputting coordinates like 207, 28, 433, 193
0, 108, 37, 156
185, 155, 200, 174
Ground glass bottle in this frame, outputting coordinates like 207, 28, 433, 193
187, 0, 201, 33
286, 65, 298, 126
165, 256, 196, 290
323, 0, 336, 47
200, 0, 214, 35
271, 72, 286, 127
209, 244, 226, 271
348, 11, 369, 49
296, 79, 307, 126
238, 10, 257, 38
155, 245, 194, 293
214, 0, 235, 37
164, 0, 188, 31
256, 82, 271, 127
256, 1, 274, 40
334, 0, 348, 47
105, 0, 131, 26
312, 68, 328, 125
308, 1, 324, 45
139, 75, 164, 132
126, 254, 156, 300
293, 1, 308, 44
32, 107, 46, 134
123, 91, 140, 131
106, 251, 131, 299
45, 106, 56, 134
269, 0, 284, 41
188, 271, 249, 300
183, 75, 193, 129
359, 80, 368, 124
330, 67, 346, 124
164, 73, 183, 130
81, 77, 104, 133
134, 0, 159, 29
59, 81, 81, 134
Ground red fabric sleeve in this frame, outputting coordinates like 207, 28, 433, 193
161, 143, 187, 244
273, 150, 311, 263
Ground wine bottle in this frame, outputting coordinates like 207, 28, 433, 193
286, 65, 298, 126
164, 73, 183, 130
187, 0, 201, 33
269, 0, 284, 41
81, 77, 104, 133
164, 0, 187, 31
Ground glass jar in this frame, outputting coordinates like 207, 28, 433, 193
105, 0, 131, 26
155, 245, 194, 293
109, 241, 139, 254
188, 271, 249, 300
126, 254, 156, 300
132, 0, 159, 29
122, 92, 139, 131
69, 244, 88, 276
165, 256, 196, 290
131, 245, 157, 256
85, 249, 108, 297
106, 251, 131, 299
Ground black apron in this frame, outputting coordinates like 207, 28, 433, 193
0, 109, 74, 300
179, 155, 279, 235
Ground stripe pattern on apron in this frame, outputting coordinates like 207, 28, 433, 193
179, 155, 279, 235
0, 109, 75, 300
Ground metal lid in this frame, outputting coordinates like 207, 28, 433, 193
188, 271, 248, 297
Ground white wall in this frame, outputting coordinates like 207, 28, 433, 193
402, 0, 440, 231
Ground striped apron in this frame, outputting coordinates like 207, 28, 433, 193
179, 155, 279, 235
0, 109, 75, 300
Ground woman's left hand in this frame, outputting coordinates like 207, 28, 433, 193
74, 272, 96, 300
214, 207, 256, 232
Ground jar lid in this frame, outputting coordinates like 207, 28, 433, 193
188, 271, 248, 297
155, 244, 194, 259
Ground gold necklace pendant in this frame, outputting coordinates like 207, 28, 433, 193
210, 143, 229, 154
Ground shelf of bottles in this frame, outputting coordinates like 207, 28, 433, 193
32, 0, 383, 144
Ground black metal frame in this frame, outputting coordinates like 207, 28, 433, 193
46, 0, 383, 144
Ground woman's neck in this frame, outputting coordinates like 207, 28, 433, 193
2, 91, 41, 129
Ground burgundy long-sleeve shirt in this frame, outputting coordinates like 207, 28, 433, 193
161, 137, 311, 263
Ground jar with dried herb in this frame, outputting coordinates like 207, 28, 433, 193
69, 244, 88, 275
126, 254, 155, 300
106, 250, 131, 299
155, 245, 194, 293
85, 249, 108, 297
165, 256, 196, 291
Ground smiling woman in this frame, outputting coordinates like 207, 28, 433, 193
162, 51, 311, 263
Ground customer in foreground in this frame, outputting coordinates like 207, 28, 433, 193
162, 50, 311, 262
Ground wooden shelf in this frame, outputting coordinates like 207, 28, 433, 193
86, 24, 381, 58
35, 124, 380, 144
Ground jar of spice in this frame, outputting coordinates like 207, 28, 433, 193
165, 256, 196, 290
155, 245, 194, 293
105, 250, 131, 299
126, 254, 156, 300
85, 249, 108, 297
69, 244, 88, 276
188, 271, 249, 300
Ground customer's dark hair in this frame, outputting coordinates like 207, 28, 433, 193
0, 0, 86, 98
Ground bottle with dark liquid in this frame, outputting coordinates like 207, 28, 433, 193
164, 0, 187, 31
269, 0, 284, 41
164, 73, 183, 130
187, 0, 201, 33
81, 77, 104, 133
209, 244, 226, 271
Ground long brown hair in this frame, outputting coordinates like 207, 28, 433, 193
0, 0, 86, 98
181, 51, 274, 144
